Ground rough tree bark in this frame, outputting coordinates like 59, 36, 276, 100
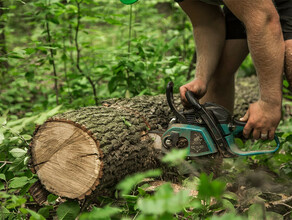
29, 95, 172, 203
29, 77, 260, 204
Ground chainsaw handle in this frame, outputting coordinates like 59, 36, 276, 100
228, 135, 280, 156
185, 91, 201, 110
186, 90, 230, 152
233, 119, 246, 127
166, 82, 187, 124
232, 119, 247, 135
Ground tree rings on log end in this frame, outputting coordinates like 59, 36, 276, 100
30, 119, 103, 199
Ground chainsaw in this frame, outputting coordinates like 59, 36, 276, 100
162, 82, 280, 159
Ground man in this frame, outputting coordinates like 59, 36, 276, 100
177, 0, 290, 141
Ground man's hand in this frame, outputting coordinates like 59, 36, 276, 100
240, 100, 281, 140
179, 78, 207, 107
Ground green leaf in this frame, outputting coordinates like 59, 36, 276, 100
6, 195, 27, 209
0, 182, 4, 190
248, 204, 264, 220
222, 199, 236, 213
266, 211, 283, 220
22, 134, 32, 141
211, 213, 247, 220
122, 117, 131, 127
80, 206, 121, 220
0, 173, 6, 181
25, 48, 36, 55
35, 105, 62, 125
19, 208, 45, 220
9, 148, 27, 158
104, 17, 122, 25
47, 194, 58, 204
25, 71, 34, 82
117, 169, 161, 195
137, 183, 191, 215
162, 148, 188, 165
283, 79, 289, 88
108, 77, 118, 93
222, 191, 238, 203
8, 156, 26, 172
56, 201, 80, 220
198, 173, 226, 201
0, 130, 4, 145
0, 116, 7, 126
0, 207, 10, 219
285, 134, 292, 143
234, 138, 244, 148
9, 176, 29, 189
38, 206, 53, 219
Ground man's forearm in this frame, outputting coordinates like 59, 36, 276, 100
247, 19, 284, 106
224, 0, 284, 107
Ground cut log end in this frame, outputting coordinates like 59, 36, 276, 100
30, 120, 102, 199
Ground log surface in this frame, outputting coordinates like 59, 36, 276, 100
30, 95, 172, 200
31, 120, 102, 199
29, 77, 260, 201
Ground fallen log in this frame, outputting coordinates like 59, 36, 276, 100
28, 77, 260, 204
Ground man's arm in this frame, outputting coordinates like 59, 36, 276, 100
223, 0, 284, 140
178, 0, 226, 105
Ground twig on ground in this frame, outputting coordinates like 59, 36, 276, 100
0, 160, 12, 169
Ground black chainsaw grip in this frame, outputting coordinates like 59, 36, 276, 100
166, 82, 187, 124
233, 119, 246, 127
185, 91, 202, 110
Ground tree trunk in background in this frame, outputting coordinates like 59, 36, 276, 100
29, 77, 260, 204
0, 0, 8, 77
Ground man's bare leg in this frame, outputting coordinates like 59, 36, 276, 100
178, 0, 226, 105
200, 39, 249, 113
285, 39, 292, 91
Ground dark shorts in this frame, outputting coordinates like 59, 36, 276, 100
175, 0, 292, 40
225, 0, 292, 40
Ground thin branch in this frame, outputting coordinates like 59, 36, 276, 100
0, 161, 12, 163
63, 36, 73, 103
45, 14, 59, 105
283, 210, 292, 217
75, 0, 98, 105
276, 203, 292, 210
271, 196, 292, 206
2, 124, 30, 146
0, 0, 9, 77
0, 161, 12, 169
128, 5, 132, 60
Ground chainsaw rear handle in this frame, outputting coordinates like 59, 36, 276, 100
185, 91, 202, 110
233, 119, 247, 127
166, 82, 187, 124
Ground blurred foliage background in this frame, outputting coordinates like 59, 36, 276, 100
0, 0, 291, 219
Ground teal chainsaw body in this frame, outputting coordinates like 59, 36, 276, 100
162, 82, 280, 158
